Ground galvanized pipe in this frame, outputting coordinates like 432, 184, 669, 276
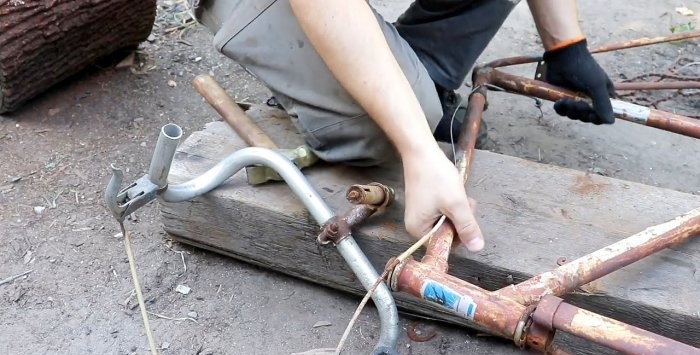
148, 123, 183, 188
497, 207, 700, 305
159, 147, 332, 223
157, 145, 399, 354
336, 237, 400, 355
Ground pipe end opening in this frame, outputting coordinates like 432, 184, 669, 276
162, 123, 183, 140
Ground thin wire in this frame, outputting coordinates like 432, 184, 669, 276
333, 215, 447, 354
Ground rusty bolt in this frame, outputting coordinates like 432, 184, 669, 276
327, 222, 339, 236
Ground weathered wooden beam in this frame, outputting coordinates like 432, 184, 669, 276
0, 0, 157, 113
160, 106, 700, 354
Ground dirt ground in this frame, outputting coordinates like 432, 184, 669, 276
1, 1, 698, 354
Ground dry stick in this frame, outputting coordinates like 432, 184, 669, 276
333, 215, 447, 355
0, 270, 33, 286
147, 311, 199, 324
120, 222, 159, 355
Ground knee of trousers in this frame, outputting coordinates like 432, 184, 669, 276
212, 0, 444, 166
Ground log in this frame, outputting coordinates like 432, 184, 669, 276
160, 106, 700, 354
0, 0, 157, 113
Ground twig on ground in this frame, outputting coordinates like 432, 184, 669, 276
120, 222, 159, 355
164, 242, 187, 274
0, 270, 33, 286
147, 311, 199, 324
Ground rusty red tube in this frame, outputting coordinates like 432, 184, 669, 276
615, 81, 700, 91
532, 295, 700, 354
497, 207, 700, 305
392, 259, 526, 339
590, 30, 700, 53
646, 108, 700, 138
482, 68, 700, 139
422, 91, 487, 272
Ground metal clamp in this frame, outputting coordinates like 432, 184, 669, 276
105, 166, 160, 222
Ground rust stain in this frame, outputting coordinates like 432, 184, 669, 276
572, 174, 609, 196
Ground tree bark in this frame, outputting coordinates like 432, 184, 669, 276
0, 0, 157, 113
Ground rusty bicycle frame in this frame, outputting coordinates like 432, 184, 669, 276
325, 31, 700, 354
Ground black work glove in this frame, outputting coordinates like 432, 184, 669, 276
543, 39, 616, 125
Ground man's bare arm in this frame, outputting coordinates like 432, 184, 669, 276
289, 0, 484, 251
527, 0, 583, 50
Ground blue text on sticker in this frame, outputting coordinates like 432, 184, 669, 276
421, 280, 477, 320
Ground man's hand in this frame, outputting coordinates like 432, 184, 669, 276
290, 0, 484, 252
403, 149, 484, 252
543, 39, 616, 125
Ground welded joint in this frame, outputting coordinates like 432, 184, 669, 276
514, 304, 537, 348
387, 257, 408, 292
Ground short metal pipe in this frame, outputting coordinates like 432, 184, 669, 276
148, 123, 183, 188
336, 237, 400, 355
535, 295, 700, 354
497, 207, 700, 305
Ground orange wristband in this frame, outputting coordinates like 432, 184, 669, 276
548, 35, 586, 51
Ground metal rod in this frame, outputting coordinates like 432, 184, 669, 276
192, 74, 278, 149
496, 207, 700, 305
148, 123, 183, 188
483, 68, 700, 139
482, 30, 700, 70
615, 81, 700, 91
534, 295, 700, 354
590, 30, 700, 53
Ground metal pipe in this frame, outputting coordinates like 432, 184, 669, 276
497, 207, 700, 305
533, 295, 700, 354
336, 237, 400, 355
148, 123, 183, 188
483, 68, 700, 139
158, 146, 399, 353
192, 74, 278, 149
590, 29, 700, 53
615, 81, 700, 91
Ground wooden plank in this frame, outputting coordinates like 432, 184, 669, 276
160, 106, 700, 353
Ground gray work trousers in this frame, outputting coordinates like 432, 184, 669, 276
206, 0, 518, 166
